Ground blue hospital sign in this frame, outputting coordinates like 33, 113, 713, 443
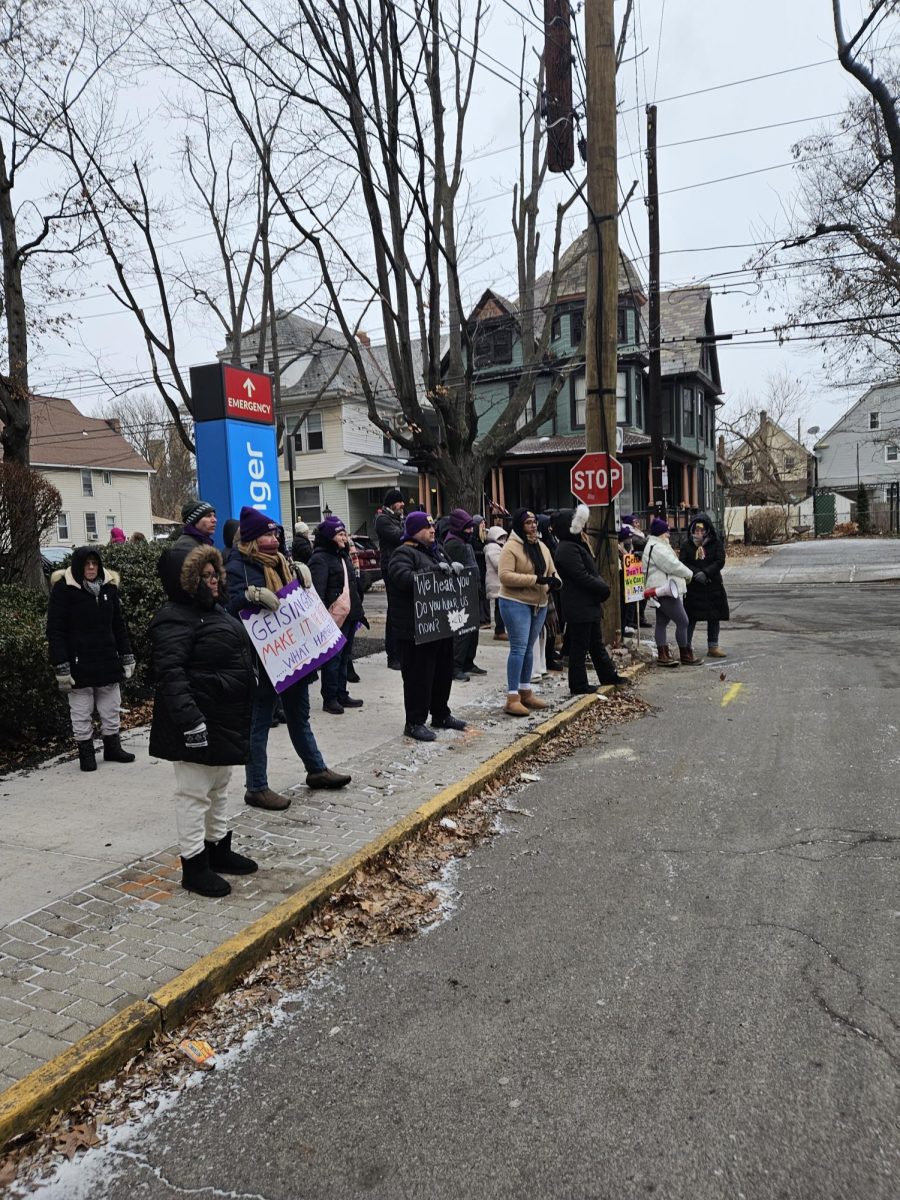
190, 364, 282, 545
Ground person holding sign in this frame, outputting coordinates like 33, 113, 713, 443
226, 506, 351, 808
387, 511, 468, 742
442, 508, 485, 681
149, 545, 259, 898
497, 509, 561, 717
551, 505, 626, 694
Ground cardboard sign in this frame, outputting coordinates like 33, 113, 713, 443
623, 552, 645, 603
241, 580, 345, 693
413, 567, 480, 645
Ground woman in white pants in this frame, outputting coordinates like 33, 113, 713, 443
149, 545, 259, 897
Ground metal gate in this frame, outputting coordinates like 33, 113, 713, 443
813, 491, 836, 536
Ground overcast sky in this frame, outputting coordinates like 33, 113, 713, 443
30, 0, 893, 442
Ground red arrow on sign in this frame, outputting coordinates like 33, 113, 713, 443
570, 452, 624, 507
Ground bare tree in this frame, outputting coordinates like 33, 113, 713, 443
721, 370, 811, 513
0, 461, 60, 584
754, 2, 900, 381
96, 392, 195, 519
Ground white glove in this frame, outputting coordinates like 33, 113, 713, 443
436, 561, 452, 574
293, 562, 313, 589
184, 723, 208, 750
245, 585, 280, 611
55, 665, 75, 693
450, 561, 465, 576
122, 655, 136, 680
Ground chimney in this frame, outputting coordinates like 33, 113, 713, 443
356, 331, 371, 348
717, 434, 725, 460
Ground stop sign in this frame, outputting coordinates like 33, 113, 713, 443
570, 452, 624, 506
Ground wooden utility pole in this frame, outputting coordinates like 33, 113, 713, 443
584, 0, 619, 645
544, 0, 574, 173
646, 103, 664, 511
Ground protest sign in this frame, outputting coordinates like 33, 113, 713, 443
413, 567, 480, 644
623, 552, 645, 603
241, 580, 345, 693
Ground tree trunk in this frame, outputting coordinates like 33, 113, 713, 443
436, 455, 489, 516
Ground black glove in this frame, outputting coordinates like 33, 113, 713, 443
536, 574, 550, 585
692, 571, 708, 585
359, 616, 370, 630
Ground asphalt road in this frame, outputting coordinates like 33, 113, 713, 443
39, 545, 900, 1200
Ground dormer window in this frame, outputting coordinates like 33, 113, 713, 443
473, 325, 513, 368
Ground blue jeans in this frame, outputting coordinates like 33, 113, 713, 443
498, 598, 548, 692
688, 617, 721, 648
321, 625, 356, 703
246, 679, 327, 790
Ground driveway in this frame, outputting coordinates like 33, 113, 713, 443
726, 537, 900, 585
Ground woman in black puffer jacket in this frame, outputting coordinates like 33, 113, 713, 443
309, 515, 366, 714
47, 545, 136, 772
550, 505, 625, 694
149, 544, 259, 898
680, 512, 729, 659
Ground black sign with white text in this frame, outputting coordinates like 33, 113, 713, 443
413, 567, 480, 644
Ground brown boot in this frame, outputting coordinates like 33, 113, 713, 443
244, 787, 292, 811
504, 694, 530, 717
656, 645, 679, 668
707, 647, 726, 658
518, 689, 547, 710
679, 646, 704, 666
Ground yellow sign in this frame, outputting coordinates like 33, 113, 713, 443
623, 552, 644, 603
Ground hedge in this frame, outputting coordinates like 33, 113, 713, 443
0, 541, 169, 751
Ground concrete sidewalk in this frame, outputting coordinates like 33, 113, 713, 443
0, 632, 591, 1101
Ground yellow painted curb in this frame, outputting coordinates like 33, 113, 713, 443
0, 670, 643, 1152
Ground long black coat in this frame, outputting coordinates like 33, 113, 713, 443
375, 510, 405, 574
553, 536, 611, 625
149, 546, 257, 765
309, 538, 364, 628
46, 550, 132, 688
387, 539, 452, 642
681, 532, 730, 622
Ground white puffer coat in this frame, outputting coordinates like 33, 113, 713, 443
484, 529, 507, 601
642, 534, 694, 597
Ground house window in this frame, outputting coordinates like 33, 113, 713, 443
105, 515, 116, 534
682, 388, 695, 437
84, 512, 98, 539
293, 486, 323, 525
382, 432, 393, 456
512, 383, 537, 431
870, 412, 881, 430
784, 455, 796, 473
886, 444, 899, 462
294, 411, 324, 453
616, 372, 628, 424
742, 461, 753, 482
698, 399, 705, 441
617, 305, 629, 345
570, 310, 584, 347
57, 512, 69, 540
572, 375, 586, 429
632, 375, 643, 429
473, 325, 513, 368
102, 470, 112, 486
551, 316, 561, 342
81, 469, 93, 497
662, 388, 674, 437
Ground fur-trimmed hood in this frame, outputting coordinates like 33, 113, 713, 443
550, 503, 590, 541
180, 544, 225, 607
51, 544, 120, 590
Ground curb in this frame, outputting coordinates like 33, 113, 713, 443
0, 677, 637, 1151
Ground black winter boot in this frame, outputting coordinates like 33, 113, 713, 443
180, 848, 231, 897
205, 831, 258, 876
102, 734, 135, 764
77, 740, 97, 772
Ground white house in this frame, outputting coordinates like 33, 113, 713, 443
814, 381, 900, 497
221, 315, 420, 535
30, 395, 154, 545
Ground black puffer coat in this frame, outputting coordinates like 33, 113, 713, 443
550, 510, 611, 625
309, 536, 364, 629
157, 530, 213, 603
149, 546, 257, 765
387, 538, 452, 642
374, 509, 405, 575
46, 547, 132, 688
680, 514, 730, 622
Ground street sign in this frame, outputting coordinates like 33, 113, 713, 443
190, 363, 274, 425
570, 452, 624, 506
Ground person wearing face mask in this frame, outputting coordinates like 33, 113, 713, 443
157, 500, 219, 604
442, 508, 485, 681
387, 511, 468, 742
680, 513, 729, 659
497, 508, 562, 716
309, 515, 366, 714
149, 545, 259, 897
642, 517, 703, 667
226, 506, 351, 810
47, 546, 137, 772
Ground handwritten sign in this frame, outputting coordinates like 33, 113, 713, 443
623, 552, 645, 603
413, 567, 480, 645
241, 580, 345, 693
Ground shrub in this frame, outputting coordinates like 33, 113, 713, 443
746, 507, 786, 545
96, 540, 167, 700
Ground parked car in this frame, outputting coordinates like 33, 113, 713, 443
348, 535, 382, 592
41, 546, 71, 578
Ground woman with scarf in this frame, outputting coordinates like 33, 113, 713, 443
226, 506, 351, 810
680, 513, 729, 659
497, 509, 561, 717
157, 500, 218, 603
309, 514, 366, 714
387, 511, 468, 742
442, 507, 485, 680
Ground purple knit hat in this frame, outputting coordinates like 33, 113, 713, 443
447, 507, 474, 535
239, 505, 278, 543
404, 511, 433, 538
317, 514, 346, 541
649, 516, 669, 536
